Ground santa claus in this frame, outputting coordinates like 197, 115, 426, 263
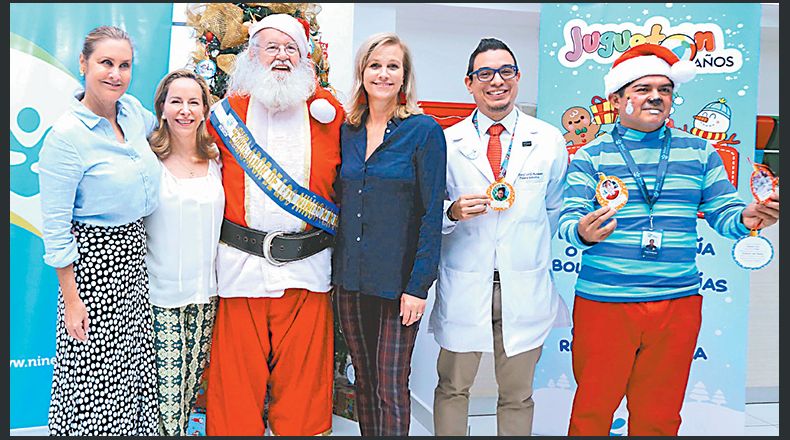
204, 13, 343, 436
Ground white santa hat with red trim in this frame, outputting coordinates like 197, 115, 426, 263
248, 13, 311, 60
604, 43, 697, 97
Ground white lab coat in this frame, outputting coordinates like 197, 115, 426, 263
428, 108, 571, 357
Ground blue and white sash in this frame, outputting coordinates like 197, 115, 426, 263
210, 99, 339, 235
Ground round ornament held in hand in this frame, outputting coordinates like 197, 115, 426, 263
732, 233, 773, 270
487, 180, 515, 211
749, 163, 778, 204
595, 174, 628, 210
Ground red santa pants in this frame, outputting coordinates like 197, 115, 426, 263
568, 294, 702, 436
205, 289, 333, 436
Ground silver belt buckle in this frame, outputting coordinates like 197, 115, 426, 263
262, 231, 287, 266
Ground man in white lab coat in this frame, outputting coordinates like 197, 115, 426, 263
428, 38, 569, 436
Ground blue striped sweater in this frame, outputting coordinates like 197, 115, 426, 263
558, 123, 750, 302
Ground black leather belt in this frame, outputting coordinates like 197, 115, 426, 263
494, 271, 500, 283
219, 219, 334, 266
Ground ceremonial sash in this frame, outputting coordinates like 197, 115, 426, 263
210, 99, 339, 235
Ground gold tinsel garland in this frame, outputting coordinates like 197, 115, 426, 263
185, 2, 332, 104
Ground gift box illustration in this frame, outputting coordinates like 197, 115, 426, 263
589, 95, 618, 125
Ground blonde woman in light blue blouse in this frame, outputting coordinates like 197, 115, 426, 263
38, 25, 161, 436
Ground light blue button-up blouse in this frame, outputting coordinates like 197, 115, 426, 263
38, 90, 161, 268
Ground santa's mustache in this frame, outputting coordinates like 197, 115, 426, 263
270, 60, 293, 70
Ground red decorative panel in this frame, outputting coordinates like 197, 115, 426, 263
755, 115, 776, 150
418, 100, 476, 129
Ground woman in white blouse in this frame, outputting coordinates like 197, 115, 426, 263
145, 69, 224, 436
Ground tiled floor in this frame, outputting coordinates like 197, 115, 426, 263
744, 403, 780, 436
333, 403, 781, 437
9, 403, 778, 436
331, 414, 432, 436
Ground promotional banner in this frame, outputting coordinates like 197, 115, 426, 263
10, 3, 173, 429
535, 3, 761, 435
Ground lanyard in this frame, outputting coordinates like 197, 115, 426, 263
611, 125, 672, 229
472, 109, 519, 180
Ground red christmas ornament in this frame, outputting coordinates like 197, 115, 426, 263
297, 18, 311, 39
205, 31, 214, 42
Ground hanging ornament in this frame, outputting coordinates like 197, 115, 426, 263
732, 231, 774, 270
196, 59, 217, 80
205, 31, 214, 42
749, 162, 778, 204
732, 161, 778, 270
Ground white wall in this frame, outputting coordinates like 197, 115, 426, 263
757, 31, 778, 115
311, 3, 356, 103
395, 3, 540, 106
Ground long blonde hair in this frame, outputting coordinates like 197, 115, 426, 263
149, 69, 218, 160
345, 33, 423, 127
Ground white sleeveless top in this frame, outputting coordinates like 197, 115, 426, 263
145, 158, 225, 308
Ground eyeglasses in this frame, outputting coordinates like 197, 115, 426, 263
256, 42, 300, 56
468, 64, 519, 82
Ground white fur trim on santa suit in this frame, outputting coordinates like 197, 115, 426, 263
604, 47, 696, 96
248, 13, 309, 60
309, 98, 337, 124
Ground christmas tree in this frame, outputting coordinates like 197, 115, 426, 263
689, 381, 710, 403
185, 3, 333, 103
711, 389, 727, 406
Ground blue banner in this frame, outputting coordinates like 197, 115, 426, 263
9, 3, 173, 429
535, 3, 761, 435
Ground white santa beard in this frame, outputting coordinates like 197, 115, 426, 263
228, 53, 316, 113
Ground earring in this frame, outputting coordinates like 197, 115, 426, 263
398, 90, 407, 106
357, 92, 367, 106
79, 69, 85, 77
625, 97, 634, 115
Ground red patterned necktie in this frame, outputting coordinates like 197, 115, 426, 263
487, 123, 505, 178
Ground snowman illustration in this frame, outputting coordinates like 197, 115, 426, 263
680, 97, 742, 190
690, 98, 732, 141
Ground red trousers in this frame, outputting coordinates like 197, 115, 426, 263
205, 290, 333, 436
568, 294, 702, 436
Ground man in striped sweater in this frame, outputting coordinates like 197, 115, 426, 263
558, 44, 780, 436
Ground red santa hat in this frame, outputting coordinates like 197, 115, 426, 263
604, 43, 696, 96
248, 13, 311, 60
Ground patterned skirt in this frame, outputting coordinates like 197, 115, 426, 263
48, 220, 159, 436
152, 298, 218, 436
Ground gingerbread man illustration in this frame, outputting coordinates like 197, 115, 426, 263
561, 106, 600, 145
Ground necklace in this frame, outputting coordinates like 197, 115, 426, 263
168, 154, 202, 178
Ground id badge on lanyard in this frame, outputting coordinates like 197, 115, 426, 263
612, 126, 671, 260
